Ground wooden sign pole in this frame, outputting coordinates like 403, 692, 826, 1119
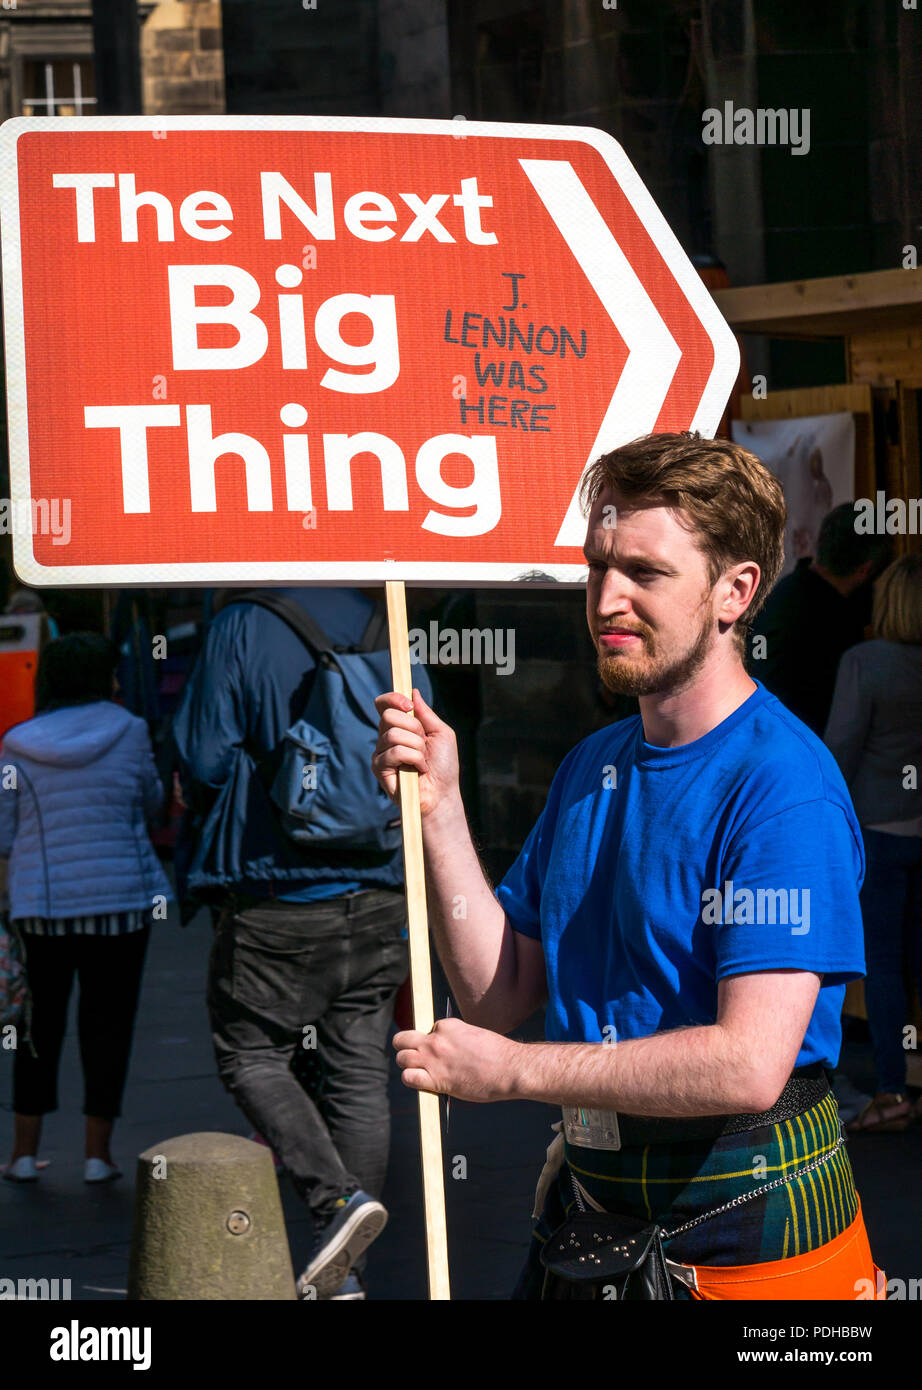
384, 580, 451, 1301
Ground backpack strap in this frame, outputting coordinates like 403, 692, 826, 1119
357, 603, 388, 653
221, 593, 336, 800
228, 591, 388, 659
226, 592, 335, 658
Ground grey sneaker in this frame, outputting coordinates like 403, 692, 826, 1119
297, 1191, 387, 1300
328, 1271, 366, 1300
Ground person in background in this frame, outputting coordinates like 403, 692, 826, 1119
3, 586, 60, 644
824, 554, 922, 1132
172, 587, 431, 1302
748, 503, 891, 734
0, 633, 170, 1183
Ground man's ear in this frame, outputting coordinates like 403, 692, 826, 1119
719, 562, 760, 625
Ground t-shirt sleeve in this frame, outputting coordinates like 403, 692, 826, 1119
494, 809, 547, 940
712, 798, 866, 985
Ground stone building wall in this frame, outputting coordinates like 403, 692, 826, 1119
141, 0, 224, 116
0, 2, 224, 121
0, 1, 99, 123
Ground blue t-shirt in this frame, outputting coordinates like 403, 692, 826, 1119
495, 680, 866, 1070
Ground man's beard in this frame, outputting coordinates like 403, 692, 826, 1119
596, 608, 716, 697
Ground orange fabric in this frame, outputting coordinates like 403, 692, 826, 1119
686, 1201, 885, 1300
0, 649, 38, 739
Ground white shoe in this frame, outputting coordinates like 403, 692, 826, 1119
84, 1158, 121, 1184
2, 1155, 39, 1182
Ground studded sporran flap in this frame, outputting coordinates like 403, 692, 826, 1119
540, 1209, 675, 1300
538, 1128, 848, 1299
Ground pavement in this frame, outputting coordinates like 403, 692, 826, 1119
1, 877, 919, 1300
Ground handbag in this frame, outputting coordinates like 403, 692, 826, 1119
0, 919, 26, 1030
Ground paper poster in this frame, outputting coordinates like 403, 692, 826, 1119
732, 413, 855, 577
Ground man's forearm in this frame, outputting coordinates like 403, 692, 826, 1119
506, 1024, 772, 1116
421, 792, 517, 1027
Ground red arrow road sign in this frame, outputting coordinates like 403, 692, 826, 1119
0, 116, 739, 587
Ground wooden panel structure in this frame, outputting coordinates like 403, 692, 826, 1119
714, 267, 922, 340
739, 383, 874, 417
848, 327, 922, 388
717, 268, 922, 552
739, 383, 875, 499
896, 384, 922, 521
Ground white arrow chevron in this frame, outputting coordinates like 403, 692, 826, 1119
519, 156, 738, 549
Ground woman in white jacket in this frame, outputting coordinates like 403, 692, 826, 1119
0, 633, 172, 1182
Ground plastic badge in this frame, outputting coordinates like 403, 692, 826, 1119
562, 1105, 621, 1150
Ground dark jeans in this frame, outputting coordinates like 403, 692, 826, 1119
207, 888, 408, 1224
860, 828, 922, 1093
13, 926, 151, 1118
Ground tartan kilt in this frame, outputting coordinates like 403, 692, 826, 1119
513, 1091, 860, 1299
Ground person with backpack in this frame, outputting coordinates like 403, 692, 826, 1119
0, 633, 171, 1184
172, 587, 432, 1301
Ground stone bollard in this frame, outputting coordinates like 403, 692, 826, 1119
127, 1132, 297, 1300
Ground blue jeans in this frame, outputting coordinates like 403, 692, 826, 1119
207, 888, 408, 1223
860, 829, 922, 1093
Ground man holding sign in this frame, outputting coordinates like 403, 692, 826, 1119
0, 113, 878, 1300
373, 431, 882, 1300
